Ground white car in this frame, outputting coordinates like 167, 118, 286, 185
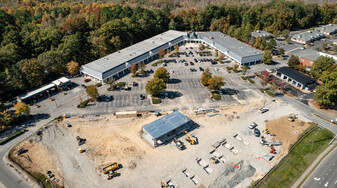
170, 69, 174, 73
214, 68, 219, 71
266, 69, 272, 73
249, 122, 258, 129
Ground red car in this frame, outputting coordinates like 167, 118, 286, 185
84, 78, 91, 83
190, 62, 194, 65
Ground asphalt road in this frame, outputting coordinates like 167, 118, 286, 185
301, 146, 337, 188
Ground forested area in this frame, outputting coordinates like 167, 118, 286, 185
0, 0, 337, 102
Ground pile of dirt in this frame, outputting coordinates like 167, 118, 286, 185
11, 140, 63, 185
266, 116, 310, 157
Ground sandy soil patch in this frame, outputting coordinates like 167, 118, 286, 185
309, 100, 337, 118
11, 140, 63, 185
66, 115, 159, 172
266, 116, 310, 159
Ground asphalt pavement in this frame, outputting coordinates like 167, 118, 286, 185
301, 146, 337, 188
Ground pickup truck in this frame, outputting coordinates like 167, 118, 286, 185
259, 107, 269, 113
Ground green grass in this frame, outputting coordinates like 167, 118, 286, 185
0, 129, 26, 145
226, 67, 233, 70
152, 97, 162, 104
256, 126, 335, 188
247, 77, 255, 84
96, 83, 102, 87
213, 94, 221, 100
241, 76, 248, 80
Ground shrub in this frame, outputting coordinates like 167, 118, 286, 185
241, 76, 247, 80
96, 83, 102, 87
117, 82, 126, 87
152, 63, 158, 67
213, 94, 221, 100
219, 61, 224, 64
247, 78, 255, 83
0, 129, 26, 145
266, 90, 275, 97
131, 74, 136, 78
214, 58, 219, 61
77, 99, 90, 108
226, 67, 233, 70
152, 97, 162, 104
233, 70, 238, 73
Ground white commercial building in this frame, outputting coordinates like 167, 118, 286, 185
81, 30, 264, 82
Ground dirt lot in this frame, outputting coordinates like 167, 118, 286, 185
11, 140, 64, 186
11, 97, 312, 188
266, 116, 310, 159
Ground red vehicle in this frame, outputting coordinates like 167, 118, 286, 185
190, 62, 194, 65
84, 78, 91, 83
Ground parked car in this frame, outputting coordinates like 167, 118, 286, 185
84, 78, 91, 83
133, 82, 138, 86
140, 94, 145, 100
163, 63, 167, 66
184, 63, 188, 66
106, 95, 113, 101
199, 67, 204, 71
81, 84, 86, 88
190, 62, 194, 65
214, 68, 219, 71
170, 69, 174, 74
218, 90, 223, 95
259, 107, 269, 113
249, 122, 258, 129
254, 128, 261, 137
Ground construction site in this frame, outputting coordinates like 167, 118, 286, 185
10, 97, 312, 188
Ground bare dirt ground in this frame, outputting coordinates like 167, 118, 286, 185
11, 140, 64, 186
11, 96, 312, 188
266, 117, 310, 159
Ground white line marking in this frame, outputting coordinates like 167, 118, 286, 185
314, 177, 320, 181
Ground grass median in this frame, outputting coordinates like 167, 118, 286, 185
256, 126, 335, 188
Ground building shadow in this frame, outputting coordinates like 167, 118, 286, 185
168, 78, 181, 84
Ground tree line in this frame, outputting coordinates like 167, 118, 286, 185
1, 0, 337, 102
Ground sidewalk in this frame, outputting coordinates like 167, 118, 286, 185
292, 140, 337, 188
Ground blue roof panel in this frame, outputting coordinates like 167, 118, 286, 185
143, 111, 190, 139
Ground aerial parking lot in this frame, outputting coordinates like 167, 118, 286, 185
75, 43, 266, 112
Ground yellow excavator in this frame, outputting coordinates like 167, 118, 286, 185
184, 131, 195, 145
161, 181, 167, 188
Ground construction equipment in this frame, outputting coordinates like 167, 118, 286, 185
288, 113, 298, 122
263, 129, 271, 135
78, 148, 84, 153
210, 157, 219, 164
173, 138, 185, 150
16, 148, 27, 156
106, 171, 118, 180
76, 136, 86, 146
184, 131, 195, 145
270, 146, 276, 154
102, 162, 119, 174
161, 181, 168, 188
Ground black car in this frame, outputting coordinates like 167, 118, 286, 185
98, 95, 106, 102
254, 128, 260, 137
106, 95, 113, 101
184, 63, 188, 66
140, 94, 145, 100
81, 84, 86, 88
199, 67, 204, 71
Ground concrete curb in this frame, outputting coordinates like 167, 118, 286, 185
3, 146, 40, 188
292, 141, 337, 188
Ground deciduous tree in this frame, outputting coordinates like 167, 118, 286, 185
130, 63, 138, 75
288, 55, 300, 68
241, 65, 247, 75
199, 44, 205, 51
201, 67, 212, 86
154, 67, 170, 81
14, 102, 30, 116
311, 56, 334, 78
86, 85, 99, 100
66, 61, 80, 75
207, 75, 225, 91
145, 77, 167, 96
262, 50, 272, 64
